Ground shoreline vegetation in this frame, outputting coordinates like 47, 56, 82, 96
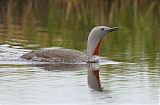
0, 0, 159, 26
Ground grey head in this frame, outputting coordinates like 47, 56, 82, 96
89, 26, 119, 38
87, 26, 119, 62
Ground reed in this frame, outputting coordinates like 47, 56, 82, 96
0, 0, 159, 26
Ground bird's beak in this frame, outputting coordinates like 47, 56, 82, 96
108, 27, 119, 32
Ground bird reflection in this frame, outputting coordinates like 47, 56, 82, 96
87, 63, 102, 91
34, 63, 102, 91
34, 63, 86, 71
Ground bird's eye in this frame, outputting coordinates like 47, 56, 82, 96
101, 28, 104, 31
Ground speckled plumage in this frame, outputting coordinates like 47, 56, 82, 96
21, 48, 88, 63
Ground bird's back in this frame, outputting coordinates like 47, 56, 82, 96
21, 48, 87, 63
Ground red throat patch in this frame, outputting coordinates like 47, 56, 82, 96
93, 40, 101, 55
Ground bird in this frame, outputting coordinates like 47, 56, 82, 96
21, 26, 119, 63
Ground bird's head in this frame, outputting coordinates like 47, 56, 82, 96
89, 26, 119, 39
87, 26, 119, 62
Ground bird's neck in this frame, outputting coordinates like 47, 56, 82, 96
87, 36, 101, 58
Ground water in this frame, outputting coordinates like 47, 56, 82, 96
0, 1, 160, 105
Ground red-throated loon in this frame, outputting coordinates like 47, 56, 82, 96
21, 26, 119, 63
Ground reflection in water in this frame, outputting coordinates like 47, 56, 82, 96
35, 63, 103, 91
87, 63, 102, 91
35, 63, 87, 71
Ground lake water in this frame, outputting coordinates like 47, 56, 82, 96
0, 1, 160, 105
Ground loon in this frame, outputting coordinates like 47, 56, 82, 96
21, 26, 119, 63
